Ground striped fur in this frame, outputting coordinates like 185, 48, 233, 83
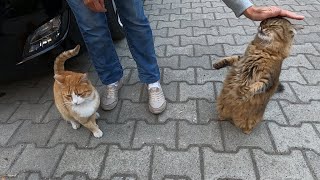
54, 45, 80, 74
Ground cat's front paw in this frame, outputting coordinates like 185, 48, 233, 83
241, 87, 253, 101
70, 121, 80, 130
93, 129, 103, 138
212, 61, 224, 69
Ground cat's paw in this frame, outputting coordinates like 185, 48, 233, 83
93, 129, 103, 138
212, 62, 224, 69
70, 121, 80, 130
95, 112, 100, 119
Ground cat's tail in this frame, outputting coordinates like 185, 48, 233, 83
54, 45, 80, 74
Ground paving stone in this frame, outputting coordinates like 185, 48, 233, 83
191, 2, 211, 8
160, 8, 181, 16
279, 68, 307, 84
228, 18, 255, 26
263, 101, 287, 125
197, 67, 228, 83
305, 150, 320, 180
7, 120, 58, 146
0, 103, 19, 123
152, 146, 200, 180
307, 55, 320, 69
152, 28, 168, 37
193, 26, 218, 36
207, 34, 235, 45
282, 54, 314, 69
167, 45, 194, 56
97, 102, 122, 123
47, 120, 91, 148
218, 26, 246, 36
294, 33, 320, 44
0, 121, 21, 146
290, 83, 320, 102
163, 68, 195, 84
168, 27, 192, 36
181, 20, 205, 28
253, 149, 314, 180
291, 43, 320, 55
9, 144, 64, 178
178, 121, 222, 150
55, 145, 107, 179
118, 100, 157, 123
180, 55, 211, 69
181, 35, 207, 46
172, 2, 191, 9
0, 145, 24, 175
195, 44, 224, 56
8, 102, 52, 123
157, 56, 179, 68
171, 14, 192, 21
148, 14, 169, 22
27, 173, 41, 180
127, 69, 140, 85
222, 122, 274, 152
280, 101, 320, 125
215, 12, 237, 19
299, 68, 320, 84
223, 44, 247, 55
119, 84, 143, 102
101, 146, 151, 180
0, 87, 47, 103
202, 6, 225, 13
233, 34, 254, 45
133, 121, 176, 149
269, 122, 320, 153
203, 148, 255, 180
157, 21, 180, 29
154, 36, 179, 46
42, 104, 62, 123
179, 82, 215, 102
89, 121, 135, 148
159, 100, 197, 123
182, 7, 202, 14
192, 13, 215, 20
204, 19, 229, 28
198, 100, 219, 123
271, 82, 298, 102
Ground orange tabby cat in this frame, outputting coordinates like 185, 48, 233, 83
53, 45, 103, 138
213, 17, 301, 134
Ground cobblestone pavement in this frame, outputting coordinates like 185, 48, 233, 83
1, 0, 320, 179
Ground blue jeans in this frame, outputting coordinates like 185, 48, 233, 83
66, 0, 160, 85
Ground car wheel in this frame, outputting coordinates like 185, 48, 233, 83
105, 0, 125, 41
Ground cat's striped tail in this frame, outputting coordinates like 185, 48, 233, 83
54, 45, 80, 74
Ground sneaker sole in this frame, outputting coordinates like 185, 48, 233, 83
149, 100, 167, 114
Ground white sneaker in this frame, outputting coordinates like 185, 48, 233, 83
148, 82, 166, 114
101, 80, 122, 110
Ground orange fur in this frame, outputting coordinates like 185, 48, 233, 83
53, 45, 103, 138
213, 17, 300, 134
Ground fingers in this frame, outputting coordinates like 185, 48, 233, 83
278, 9, 305, 20
245, 6, 305, 21
84, 0, 107, 12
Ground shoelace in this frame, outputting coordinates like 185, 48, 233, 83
149, 88, 164, 101
106, 85, 117, 98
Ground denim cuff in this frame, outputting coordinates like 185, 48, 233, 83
222, 0, 254, 17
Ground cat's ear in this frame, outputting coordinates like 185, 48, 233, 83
80, 73, 88, 83
54, 74, 65, 84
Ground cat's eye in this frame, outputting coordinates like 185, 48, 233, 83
65, 95, 72, 98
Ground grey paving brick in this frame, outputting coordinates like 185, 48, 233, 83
168, 27, 192, 36
253, 149, 314, 180
197, 67, 228, 83
118, 100, 157, 123
305, 150, 320, 180
8, 102, 52, 123
154, 36, 179, 46
182, 7, 202, 14
192, 13, 215, 20
294, 33, 320, 44
233, 34, 254, 45
218, 26, 246, 35
222, 122, 274, 152
8, 120, 58, 146
148, 14, 169, 22
101, 146, 151, 180
263, 101, 287, 125
269, 122, 320, 153
152, 4, 171, 10
89, 121, 135, 148
181, 20, 205, 28
47, 120, 91, 148
0, 121, 21, 146
158, 101, 197, 123
128, 69, 140, 85
0, 103, 19, 123
163, 68, 195, 84
96, 103, 121, 123
0, 87, 47, 103
42, 104, 62, 123
275, 0, 299, 5
172, 2, 191, 9
27, 173, 41, 180
160, 8, 181, 16
228, 19, 255, 26
0, 145, 24, 175
198, 100, 219, 123
307, 55, 320, 69
119, 84, 143, 102
120, 57, 136, 69
152, 146, 200, 180
157, 21, 180, 29
279, 68, 307, 84
291, 83, 320, 102
204, 19, 229, 28
301, 25, 320, 34
54, 145, 107, 179
9, 144, 64, 178
170, 14, 191, 21
178, 121, 222, 150
280, 101, 320, 125
223, 44, 247, 55
38, 86, 54, 103
215, 12, 236, 19
181, 35, 207, 46
291, 5, 317, 11
282, 54, 314, 69
202, 6, 225, 13
133, 121, 176, 149
291, 43, 320, 55
180, 55, 211, 69
271, 82, 298, 102
152, 28, 168, 37
299, 68, 320, 84
207, 34, 235, 45
195, 44, 224, 56
243, 26, 259, 35
167, 45, 194, 56
157, 56, 179, 68
145, 8, 160, 16
306, 17, 320, 25
203, 148, 256, 180
193, 26, 218, 36
116, 48, 133, 58
179, 82, 215, 102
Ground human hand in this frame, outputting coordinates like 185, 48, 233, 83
243, 6, 304, 21
84, 0, 107, 12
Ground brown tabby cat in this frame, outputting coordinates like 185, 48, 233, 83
213, 17, 301, 134
53, 45, 103, 138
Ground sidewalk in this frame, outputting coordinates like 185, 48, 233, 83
1, 0, 320, 179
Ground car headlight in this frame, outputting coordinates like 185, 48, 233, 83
28, 15, 61, 53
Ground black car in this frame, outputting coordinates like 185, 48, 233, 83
0, 0, 125, 82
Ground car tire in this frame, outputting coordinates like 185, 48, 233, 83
105, 0, 125, 41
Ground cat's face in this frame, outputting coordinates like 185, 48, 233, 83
55, 73, 93, 106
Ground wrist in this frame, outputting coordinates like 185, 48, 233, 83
244, 6, 256, 19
